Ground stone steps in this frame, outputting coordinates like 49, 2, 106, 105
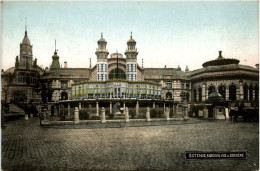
9, 104, 25, 115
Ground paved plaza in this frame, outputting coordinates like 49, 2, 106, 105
1, 118, 259, 170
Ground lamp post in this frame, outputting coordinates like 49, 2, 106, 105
41, 82, 50, 126
180, 91, 189, 119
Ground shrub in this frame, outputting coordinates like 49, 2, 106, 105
150, 108, 159, 118
129, 110, 135, 118
79, 110, 90, 120
91, 116, 100, 120
158, 109, 164, 118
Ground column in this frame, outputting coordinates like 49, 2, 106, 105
239, 82, 243, 100
96, 102, 99, 116
136, 101, 139, 117
172, 104, 175, 117
203, 107, 208, 119
110, 102, 112, 115
146, 107, 151, 122
196, 88, 199, 102
153, 102, 155, 108
79, 103, 81, 110
176, 104, 179, 115
123, 102, 126, 115
101, 107, 106, 123
165, 107, 170, 121
74, 107, 79, 124
205, 87, 208, 101
163, 103, 166, 115
25, 113, 29, 120
68, 103, 70, 116
226, 86, 229, 101
202, 84, 206, 102
125, 107, 130, 122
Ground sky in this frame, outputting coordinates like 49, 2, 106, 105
1, 1, 259, 71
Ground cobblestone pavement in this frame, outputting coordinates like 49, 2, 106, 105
2, 118, 259, 170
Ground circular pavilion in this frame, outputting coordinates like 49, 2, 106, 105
190, 51, 259, 106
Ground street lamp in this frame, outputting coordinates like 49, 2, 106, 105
180, 91, 189, 119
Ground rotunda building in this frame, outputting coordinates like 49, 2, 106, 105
190, 51, 259, 106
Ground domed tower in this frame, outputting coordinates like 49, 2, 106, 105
95, 33, 109, 81
19, 29, 33, 69
50, 40, 60, 70
125, 32, 138, 81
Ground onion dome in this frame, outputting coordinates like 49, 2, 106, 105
50, 49, 60, 70
127, 32, 136, 44
97, 33, 107, 43
202, 51, 240, 68
110, 53, 123, 59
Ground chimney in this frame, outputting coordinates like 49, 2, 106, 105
64, 61, 67, 68
255, 64, 259, 70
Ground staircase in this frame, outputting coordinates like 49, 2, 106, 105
8, 104, 25, 115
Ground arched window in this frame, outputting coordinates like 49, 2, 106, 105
208, 86, 215, 96
218, 86, 226, 100
198, 88, 202, 102
61, 92, 68, 100
166, 92, 172, 99
243, 84, 248, 101
249, 84, 253, 101
255, 85, 259, 101
229, 85, 237, 101
109, 68, 126, 80
193, 89, 197, 102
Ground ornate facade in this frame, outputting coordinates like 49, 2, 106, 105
190, 51, 259, 105
1, 30, 43, 105
41, 33, 191, 104
1, 30, 258, 117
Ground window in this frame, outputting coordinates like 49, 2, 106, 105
166, 83, 172, 88
108, 68, 126, 80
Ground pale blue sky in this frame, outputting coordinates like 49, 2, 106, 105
1, 1, 259, 71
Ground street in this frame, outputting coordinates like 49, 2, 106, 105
2, 118, 259, 170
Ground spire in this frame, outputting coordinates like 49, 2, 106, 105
54, 39, 58, 55
101, 32, 103, 38
25, 17, 27, 35
130, 32, 132, 39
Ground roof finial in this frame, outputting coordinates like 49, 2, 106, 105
54, 39, 58, 55
25, 17, 27, 35
142, 59, 143, 68
218, 50, 223, 58
130, 32, 132, 39
101, 32, 103, 38
89, 58, 92, 68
